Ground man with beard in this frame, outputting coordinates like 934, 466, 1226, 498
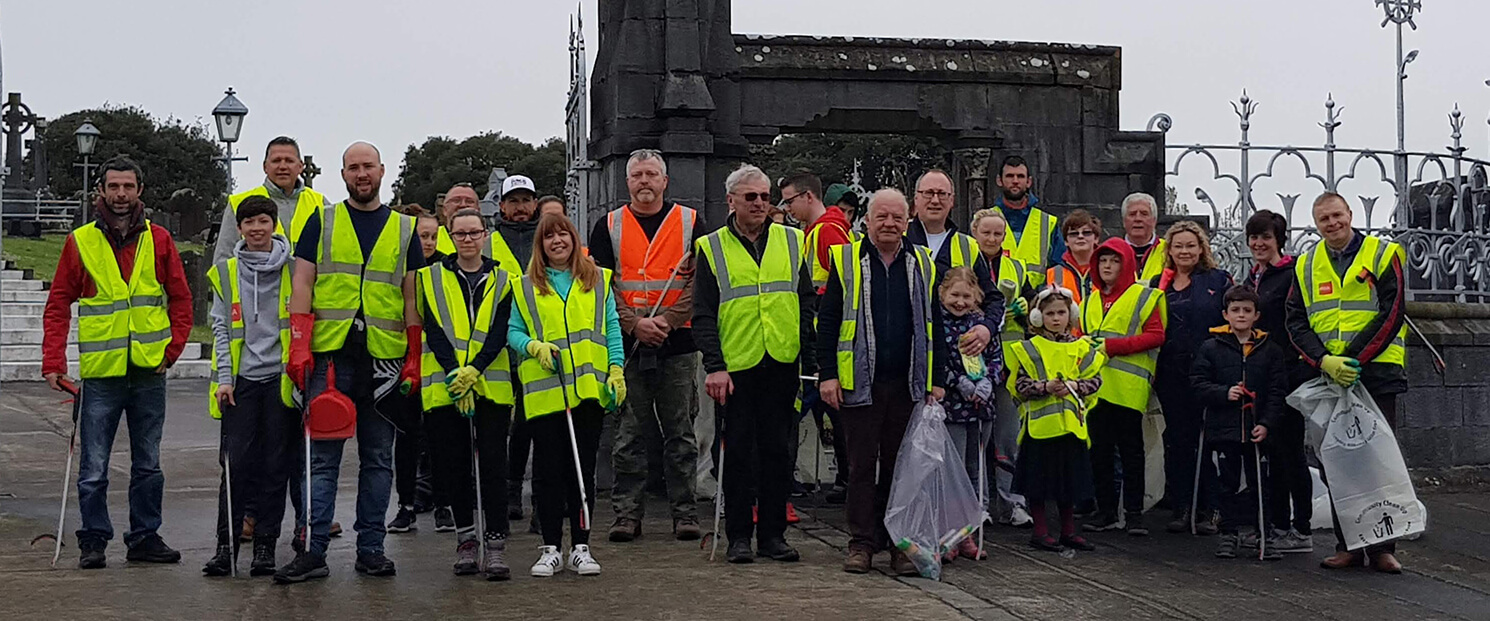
275, 142, 423, 583
42, 156, 195, 569
994, 156, 1066, 286
434, 180, 535, 276
214, 136, 330, 263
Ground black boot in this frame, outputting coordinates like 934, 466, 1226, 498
78, 538, 106, 570
250, 539, 277, 576
202, 544, 234, 577
126, 534, 182, 564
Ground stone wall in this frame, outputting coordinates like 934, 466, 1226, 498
1395, 302, 1490, 469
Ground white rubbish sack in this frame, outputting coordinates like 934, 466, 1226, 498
1287, 378, 1425, 550
1309, 467, 1333, 532
884, 400, 987, 580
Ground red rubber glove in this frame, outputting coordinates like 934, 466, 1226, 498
399, 325, 423, 395
287, 313, 315, 391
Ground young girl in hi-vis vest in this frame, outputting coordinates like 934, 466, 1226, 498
935, 268, 1004, 563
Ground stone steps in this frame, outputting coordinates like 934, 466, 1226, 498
0, 342, 202, 362
2, 291, 48, 303
2, 301, 43, 316
0, 359, 211, 382
0, 279, 44, 291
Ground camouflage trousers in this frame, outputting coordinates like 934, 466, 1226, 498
610, 353, 700, 521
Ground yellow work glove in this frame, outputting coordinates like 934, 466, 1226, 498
526, 341, 561, 373
1321, 355, 1361, 386
606, 364, 627, 405
447, 366, 481, 399
456, 389, 477, 418
1007, 297, 1028, 321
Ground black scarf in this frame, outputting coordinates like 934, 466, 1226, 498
93, 196, 147, 248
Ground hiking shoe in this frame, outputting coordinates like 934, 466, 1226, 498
125, 535, 182, 564
825, 483, 848, 505
889, 548, 919, 577
1166, 509, 1191, 534
1271, 528, 1314, 554
566, 544, 601, 576
202, 544, 234, 577
433, 507, 455, 533
483, 536, 511, 581
1196, 511, 1220, 536
273, 552, 329, 584
1083, 512, 1123, 533
355, 552, 396, 576
1009, 505, 1034, 528
1125, 513, 1149, 536
785, 502, 801, 524
1215, 532, 1239, 558
530, 545, 563, 577
387, 506, 417, 533
727, 539, 755, 564
1060, 535, 1097, 552
674, 517, 702, 541
78, 539, 106, 570
454, 533, 480, 575
758, 538, 800, 562
608, 517, 641, 542
843, 547, 872, 573
239, 516, 256, 543
250, 539, 277, 576
1030, 536, 1063, 552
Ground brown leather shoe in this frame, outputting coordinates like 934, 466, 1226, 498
1371, 552, 1403, 574
1320, 550, 1363, 569
608, 517, 642, 543
843, 547, 872, 574
889, 548, 920, 577
329, 521, 343, 537
673, 517, 701, 541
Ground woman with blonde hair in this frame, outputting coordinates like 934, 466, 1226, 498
1150, 219, 1233, 536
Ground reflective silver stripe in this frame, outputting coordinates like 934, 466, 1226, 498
315, 308, 358, 321
678, 207, 694, 258
429, 267, 470, 355
319, 262, 362, 275
607, 210, 624, 262
78, 336, 130, 353
363, 268, 403, 285
1336, 301, 1378, 312
1300, 250, 1317, 306
1027, 400, 1076, 420
521, 278, 545, 338
318, 204, 338, 268
392, 214, 411, 282
1079, 347, 1098, 370
366, 316, 406, 333
836, 243, 858, 353
1037, 212, 1051, 272
426, 371, 446, 384
1020, 341, 1047, 377
229, 327, 246, 340
79, 300, 130, 316
133, 328, 172, 344
483, 368, 511, 382
1106, 358, 1153, 382
1335, 332, 1358, 343
525, 362, 606, 393
1127, 288, 1156, 335
616, 279, 689, 292
130, 295, 163, 308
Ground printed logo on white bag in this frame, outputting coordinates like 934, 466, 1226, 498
1328, 400, 1378, 449
1353, 499, 1416, 544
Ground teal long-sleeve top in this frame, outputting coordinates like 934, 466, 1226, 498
508, 267, 625, 368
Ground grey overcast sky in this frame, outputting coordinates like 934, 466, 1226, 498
5, 0, 1489, 214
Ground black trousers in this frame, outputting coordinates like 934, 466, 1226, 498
531, 402, 604, 547
215, 377, 297, 546
1320, 392, 1398, 554
393, 392, 425, 509
425, 401, 512, 537
1267, 406, 1313, 533
1210, 441, 1270, 533
721, 360, 799, 544
508, 399, 533, 497
1157, 372, 1218, 515
1089, 401, 1145, 518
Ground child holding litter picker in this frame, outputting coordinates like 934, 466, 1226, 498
1006, 287, 1105, 552
1188, 286, 1287, 560
934, 267, 1005, 562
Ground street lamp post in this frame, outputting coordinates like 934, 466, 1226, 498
1378, 0, 1421, 227
73, 119, 99, 227
211, 87, 248, 192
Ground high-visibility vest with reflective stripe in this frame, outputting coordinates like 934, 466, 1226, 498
206, 258, 293, 419
944, 231, 981, 271
418, 264, 516, 409
696, 223, 804, 372
1137, 238, 1168, 282
512, 269, 616, 418
72, 223, 172, 378
997, 254, 1029, 358
1005, 337, 1105, 445
1046, 263, 1091, 306
828, 241, 935, 392
1295, 236, 1407, 367
310, 204, 415, 358
436, 227, 524, 275
607, 204, 694, 326
1079, 284, 1166, 411
228, 185, 325, 246
1002, 208, 1058, 286
805, 219, 853, 289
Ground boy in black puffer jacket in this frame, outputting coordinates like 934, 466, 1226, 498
1190, 286, 1287, 561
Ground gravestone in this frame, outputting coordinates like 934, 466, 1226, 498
587, 0, 1164, 228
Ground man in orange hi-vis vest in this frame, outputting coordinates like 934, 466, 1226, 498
587, 149, 707, 543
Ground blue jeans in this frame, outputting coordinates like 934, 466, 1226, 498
75, 366, 167, 547
306, 351, 395, 558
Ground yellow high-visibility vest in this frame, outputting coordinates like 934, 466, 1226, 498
418, 263, 516, 408
206, 258, 293, 418
72, 223, 171, 378
828, 240, 935, 393
1002, 208, 1058, 286
696, 223, 804, 372
1295, 235, 1407, 367
228, 185, 325, 246
310, 204, 415, 358
1005, 336, 1106, 445
997, 254, 1029, 359
512, 269, 617, 417
437, 227, 524, 275
803, 218, 852, 289
1079, 284, 1166, 411
1137, 238, 1168, 283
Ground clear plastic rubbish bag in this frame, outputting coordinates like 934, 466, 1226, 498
884, 400, 988, 580
1287, 378, 1425, 550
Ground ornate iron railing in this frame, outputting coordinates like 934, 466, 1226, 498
1151, 91, 1490, 302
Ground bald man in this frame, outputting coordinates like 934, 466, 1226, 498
277, 141, 424, 583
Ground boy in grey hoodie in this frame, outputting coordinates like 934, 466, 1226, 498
203, 196, 298, 578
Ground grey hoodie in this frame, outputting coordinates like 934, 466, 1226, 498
211, 235, 292, 385
212, 178, 330, 264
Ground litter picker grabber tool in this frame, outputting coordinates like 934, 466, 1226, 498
32, 380, 82, 567
1239, 362, 1265, 561
470, 415, 487, 571
976, 419, 988, 559
1191, 427, 1206, 536
224, 449, 237, 577
300, 368, 313, 555
704, 410, 726, 561
626, 250, 694, 360
553, 352, 592, 533
1403, 315, 1446, 376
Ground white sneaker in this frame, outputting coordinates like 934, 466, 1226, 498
566, 544, 601, 576
1009, 505, 1034, 528
530, 545, 562, 577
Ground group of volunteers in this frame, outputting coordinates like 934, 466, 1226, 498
39, 139, 1410, 589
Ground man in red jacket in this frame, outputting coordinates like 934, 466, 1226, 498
42, 156, 194, 569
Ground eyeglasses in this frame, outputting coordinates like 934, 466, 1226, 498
777, 191, 807, 209
1068, 229, 1098, 238
734, 191, 770, 203
916, 189, 952, 200
450, 230, 486, 241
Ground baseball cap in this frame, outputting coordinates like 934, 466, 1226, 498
501, 175, 537, 199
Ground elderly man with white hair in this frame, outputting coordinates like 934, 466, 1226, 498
692, 164, 817, 564
1121, 192, 1166, 281
816, 188, 942, 576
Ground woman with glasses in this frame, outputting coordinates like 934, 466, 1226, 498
1045, 210, 1103, 305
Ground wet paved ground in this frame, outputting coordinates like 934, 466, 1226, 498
1, 380, 1488, 620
